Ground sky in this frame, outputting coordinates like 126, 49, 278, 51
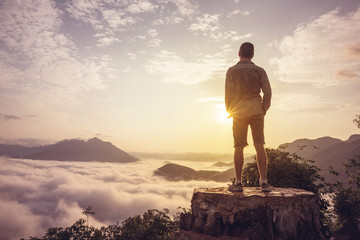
1, 0, 360, 153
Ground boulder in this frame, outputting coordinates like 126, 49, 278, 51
173, 187, 324, 240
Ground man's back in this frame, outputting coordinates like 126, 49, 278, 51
225, 60, 271, 118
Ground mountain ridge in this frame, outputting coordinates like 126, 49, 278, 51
279, 134, 360, 183
154, 134, 360, 183
0, 137, 139, 163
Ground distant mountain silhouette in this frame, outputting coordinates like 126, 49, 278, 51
154, 163, 234, 182
131, 152, 238, 162
212, 161, 233, 167
0, 144, 49, 158
1, 137, 139, 163
212, 156, 254, 168
155, 134, 360, 183
279, 134, 360, 183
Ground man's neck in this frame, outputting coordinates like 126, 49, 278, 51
240, 57, 252, 61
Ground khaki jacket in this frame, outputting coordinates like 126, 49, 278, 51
225, 61, 271, 118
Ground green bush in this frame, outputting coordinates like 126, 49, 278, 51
333, 155, 360, 237
119, 209, 178, 240
242, 147, 331, 234
243, 148, 325, 194
23, 209, 177, 240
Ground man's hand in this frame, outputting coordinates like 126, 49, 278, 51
262, 107, 267, 116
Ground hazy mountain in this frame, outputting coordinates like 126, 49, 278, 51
212, 161, 233, 167
154, 163, 235, 182
279, 134, 360, 183
21, 137, 139, 163
212, 156, 255, 168
131, 152, 253, 162
155, 134, 360, 184
279, 136, 343, 159
0, 144, 49, 158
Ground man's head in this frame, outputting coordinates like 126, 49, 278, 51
239, 42, 254, 59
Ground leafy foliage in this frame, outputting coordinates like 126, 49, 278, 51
82, 206, 95, 228
333, 155, 360, 237
323, 114, 360, 237
354, 114, 360, 129
23, 209, 178, 240
330, 114, 360, 237
242, 147, 331, 230
120, 209, 178, 240
344, 155, 360, 187
243, 148, 326, 195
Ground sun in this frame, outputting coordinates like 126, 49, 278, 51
216, 104, 232, 123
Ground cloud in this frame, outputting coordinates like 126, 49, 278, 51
147, 29, 158, 38
0, 200, 43, 240
169, 0, 198, 17
346, 43, 360, 57
65, 0, 150, 29
63, 0, 198, 54
197, 96, 224, 102
127, 53, 137, 60
0, 0, 108, 106
102, 9, 137, 29
188, 13, 252, 41
0, 112, 38, 121
188, 14, 220, 32
65, 0, 139, 48
146, 28, 163, 47
0, 157, 219, 239
145, 50, 228, 85
229, 32, 253, 42
0, 112, 22, 121
147, 38, 163, 47
227, 9, 250, 18
272, 94, 355, 112
66, 0, 196, 31
65, 0, 103, 30
152, 0, 198, 25
95, 133, 113, 140
152, 15, 184, 25
94, 34, 122, 47
335, 69, 358, 80
270, 7, 360, 86
0, 137, 54, 147
126, 0, 157, 14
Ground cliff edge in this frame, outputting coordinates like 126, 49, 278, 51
173, 187, 324, 240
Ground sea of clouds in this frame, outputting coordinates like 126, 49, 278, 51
0, 157, 222, 240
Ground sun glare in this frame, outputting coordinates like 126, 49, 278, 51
216, 104, 232, 123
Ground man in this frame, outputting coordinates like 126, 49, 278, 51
225, 42, 272, 192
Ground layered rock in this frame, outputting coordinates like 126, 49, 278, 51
173, 187, 324, 240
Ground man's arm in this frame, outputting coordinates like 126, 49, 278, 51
260, 70, 271, 114
225, 69, 233, 114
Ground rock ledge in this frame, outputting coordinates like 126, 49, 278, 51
173, 187, 324, 240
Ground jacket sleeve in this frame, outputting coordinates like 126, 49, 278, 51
260, 70, 271, 113
225, 69, 233, 114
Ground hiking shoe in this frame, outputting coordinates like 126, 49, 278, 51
260, 183, 271, 192
228, 182, 243, 192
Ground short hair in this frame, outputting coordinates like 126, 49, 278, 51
239, 42, 254, 58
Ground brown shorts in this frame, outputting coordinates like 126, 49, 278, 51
233, 114, 265, 148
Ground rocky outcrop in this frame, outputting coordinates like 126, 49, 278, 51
173, 187, 324, 240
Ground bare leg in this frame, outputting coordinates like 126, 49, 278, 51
254, 143, 267, 182
234, 146, 245, 182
